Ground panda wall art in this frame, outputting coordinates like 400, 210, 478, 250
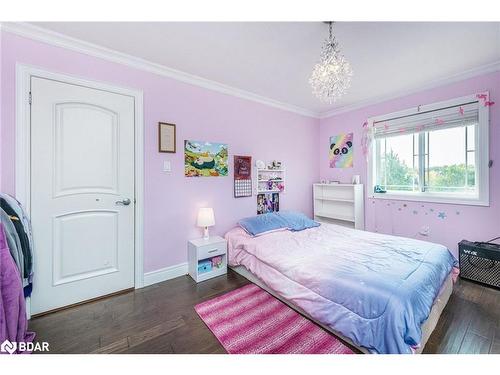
329, 133, 354, 168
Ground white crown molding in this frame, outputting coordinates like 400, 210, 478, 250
319, 60, 500, 119
143, 262, 188, 287
2, 22, 499, 121
1, 22, 319, 119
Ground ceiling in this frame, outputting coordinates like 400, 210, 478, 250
30, 22, 500, 115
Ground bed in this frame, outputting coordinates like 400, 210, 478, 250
225, 222, 457, 354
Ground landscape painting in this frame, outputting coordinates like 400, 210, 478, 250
185, 140, 229, 177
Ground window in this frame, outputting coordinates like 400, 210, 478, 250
368, 94, 489, 206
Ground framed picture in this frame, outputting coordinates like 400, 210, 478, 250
257, 193, 279, 215
158, 122, 176, 153
184, 140, 229, 177
329, 132, 353, 168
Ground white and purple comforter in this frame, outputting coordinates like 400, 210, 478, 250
226, 223, 457, 354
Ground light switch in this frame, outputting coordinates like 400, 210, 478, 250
163, 161, 171, 172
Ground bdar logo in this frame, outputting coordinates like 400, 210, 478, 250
0, 340, 49, 354
1, 340, 17, 354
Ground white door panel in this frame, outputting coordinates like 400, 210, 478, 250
30, 77, 135, 315
54, 103, 119, 197
52, 210, 119, 286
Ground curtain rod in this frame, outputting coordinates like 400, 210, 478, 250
373, 100, 478, 125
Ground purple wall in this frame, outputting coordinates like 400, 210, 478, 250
0, 31, 320, 272
319, 71, 500, 256
1, 29, 498, 271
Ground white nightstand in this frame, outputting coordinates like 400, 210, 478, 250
188, 235, 227, 283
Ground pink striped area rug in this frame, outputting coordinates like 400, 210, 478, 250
195, 284, 354, 354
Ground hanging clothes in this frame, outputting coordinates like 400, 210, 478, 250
0, 200, 31, 277
0, 193, 33, 258
0, 194, 34, 297
0, 209, 24, 277
0, 223, 35, 353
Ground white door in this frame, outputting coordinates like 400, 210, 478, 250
30, 77, 136, 315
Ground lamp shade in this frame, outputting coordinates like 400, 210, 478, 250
197, 207, 215, 227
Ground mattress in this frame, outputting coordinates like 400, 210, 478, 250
226, 223, 457, 354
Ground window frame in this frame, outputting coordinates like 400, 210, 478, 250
367, 93, 490, 206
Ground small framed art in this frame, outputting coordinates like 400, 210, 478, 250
158, 122, 176, 153
257, 193, 279, 215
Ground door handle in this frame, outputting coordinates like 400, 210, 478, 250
116, 198, 132, 206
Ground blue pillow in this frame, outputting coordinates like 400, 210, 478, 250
238, 213, 288, 236
277, 211, 320, 231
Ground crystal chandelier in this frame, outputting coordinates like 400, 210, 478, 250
309, 22, 353, 103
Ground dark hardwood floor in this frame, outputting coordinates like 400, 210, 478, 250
29, 270, 500, 354
424, 277, 500, 354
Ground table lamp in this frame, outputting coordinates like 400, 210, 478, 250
197, 207, 215, 240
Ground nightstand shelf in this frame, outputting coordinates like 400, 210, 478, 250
188, 236, 227, 283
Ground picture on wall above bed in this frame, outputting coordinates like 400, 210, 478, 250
257, 193, 279, 215
234, 155, 252, 198
185, 140, 228, 177
329, 132, 353, 168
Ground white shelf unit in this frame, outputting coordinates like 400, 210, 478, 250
255, 168, 285, 194
313, 184, 364, 230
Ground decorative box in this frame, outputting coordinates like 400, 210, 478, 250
197, 259, 212, 274
211, 256, 223, 269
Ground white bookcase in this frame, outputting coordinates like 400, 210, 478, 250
313, 184, 364, 230
255, 168, 285, 194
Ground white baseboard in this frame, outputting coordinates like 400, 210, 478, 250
143, 262, 189, 287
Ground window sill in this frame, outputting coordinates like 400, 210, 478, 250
368, 192, 489, 207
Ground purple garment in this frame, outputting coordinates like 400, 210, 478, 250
0, 224, 35, 354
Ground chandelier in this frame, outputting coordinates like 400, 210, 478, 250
309, 22, 353, 103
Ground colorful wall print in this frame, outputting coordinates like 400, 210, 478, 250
234, 155, 252, 198
329, 133, 354, 168
257, 193, 279, 215
185, 140, 228, 177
